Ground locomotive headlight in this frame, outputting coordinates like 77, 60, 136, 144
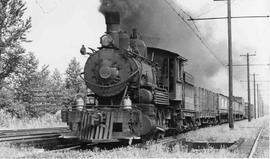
100, 34, 113, 47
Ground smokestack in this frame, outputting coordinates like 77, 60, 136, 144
105, 12, 120, 33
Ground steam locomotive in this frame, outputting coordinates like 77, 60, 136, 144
61, 12, 248, 144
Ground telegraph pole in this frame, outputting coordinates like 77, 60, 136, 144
240, 81, 270, 118
240, 53, 256, 122
253, 73, 257, 119
257, 84, 260, 118
227, 0, 234, 129
247, 54, 251, 121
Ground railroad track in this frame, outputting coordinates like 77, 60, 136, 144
0, 127, 69, 142
225, 124, 268, 158
248, 127, 264, 158
0, 127, 81, 150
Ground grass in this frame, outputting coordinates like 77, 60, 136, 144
181, 117, 267, 142
0, 110, 66, 130
0, 143, 241, 158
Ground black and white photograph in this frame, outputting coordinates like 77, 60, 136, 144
0, 0, 269, 158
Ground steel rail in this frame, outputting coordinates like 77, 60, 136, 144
0, 127, 68, 133
248, 127, 264, 158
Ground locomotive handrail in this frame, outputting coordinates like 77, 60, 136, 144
87, 45, 156, 67
120, 47, 158, 67
99, 46, 156, 66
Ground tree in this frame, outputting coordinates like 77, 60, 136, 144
49, 68, 64, 105
0, 0, 31, 85
35, 65, 50, 91
64, 57, 86, 106
2, 52, 37, 117
8, 52, 38, 102
65, 57, 83, 92
51, 68, 63, 90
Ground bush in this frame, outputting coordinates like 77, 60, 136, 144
0, 109, 13, 127
0, 88, 14, 109
5, 102, 27, 119
0, 89, 27, 118
0, 109, 66, 129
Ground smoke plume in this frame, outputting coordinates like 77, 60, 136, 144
99, 0, 246, 95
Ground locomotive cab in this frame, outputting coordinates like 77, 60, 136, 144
146, 48, 198, 131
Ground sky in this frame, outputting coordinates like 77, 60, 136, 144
23, 0, 270, 110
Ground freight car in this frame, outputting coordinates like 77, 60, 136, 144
61, 11, 246, 144
244, 103, 254, 119
194, 89, 245, 125
217, 93, 229, 123
195, 87, 219, 126
234, 97, 245, 120
215, 94, 245, 123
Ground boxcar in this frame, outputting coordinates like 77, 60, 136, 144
217, 94, 228, 123
234, 97, 245, 120
233, 101, 240, 120
184, 72, 195, 111
195, 87, 218, 125
244, 103, 254, 119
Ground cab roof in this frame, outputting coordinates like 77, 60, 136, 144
147, 47, 187, 62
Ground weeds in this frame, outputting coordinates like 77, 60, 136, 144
0, 110, 66, 129
181, 117, 267, 142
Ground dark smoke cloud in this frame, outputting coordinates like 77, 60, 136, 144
99, 0, 145, 20
99, 0, 247, 94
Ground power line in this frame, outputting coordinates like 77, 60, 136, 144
240, 81, 270, 83
163, 0, 226, 67
188, 15, 269, 21
231, 64, 270, 66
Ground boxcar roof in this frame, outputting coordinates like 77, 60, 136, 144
218, 93, 228, 98
147, 47, 187, 62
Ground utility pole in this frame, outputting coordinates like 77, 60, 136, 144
227, 0, 234, 129
240, 53, 256, 122
240, 82, 270, 118
253, 73, 257, 119
257, 84, 260, 118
